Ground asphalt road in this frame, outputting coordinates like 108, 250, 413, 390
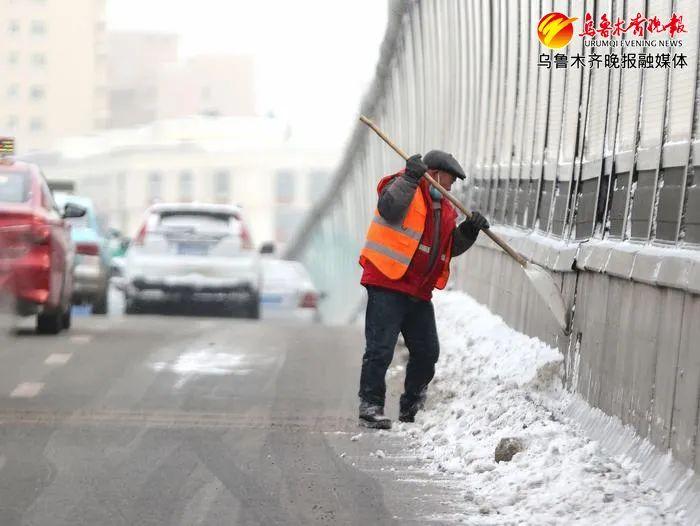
0, 308, 464, 526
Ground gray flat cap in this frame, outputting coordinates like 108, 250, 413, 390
423, 150, 466, 180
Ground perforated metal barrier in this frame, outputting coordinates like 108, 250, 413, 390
288, 0, 699, 324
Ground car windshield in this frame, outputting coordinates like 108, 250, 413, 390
0, 171, 29, 203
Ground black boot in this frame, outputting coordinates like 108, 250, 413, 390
398, 407, 416, 423
358, 401, 392, 430
399, 391, 427, 423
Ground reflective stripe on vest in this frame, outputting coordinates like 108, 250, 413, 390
363, 240, 412, 266
359, 184, 427, 280
418, 244, 446, 262
372, 215, 422, 241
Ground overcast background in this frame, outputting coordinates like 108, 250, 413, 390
106, 0, 389, 146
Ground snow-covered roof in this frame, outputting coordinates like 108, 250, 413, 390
148, 202, 243, 216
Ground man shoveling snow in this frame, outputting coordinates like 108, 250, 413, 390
357, 151, 489, 429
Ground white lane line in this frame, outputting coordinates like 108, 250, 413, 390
69, 335, 93, 344
10, 382, 44, 398
44, 353, 72, 365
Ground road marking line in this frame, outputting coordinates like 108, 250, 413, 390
69, 335, 93, 344
45, 353, 72, 365
10, 382, 44, 398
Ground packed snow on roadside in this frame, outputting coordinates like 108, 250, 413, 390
392, 290, 685, 525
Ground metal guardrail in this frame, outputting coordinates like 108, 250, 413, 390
287, 0, 700, 323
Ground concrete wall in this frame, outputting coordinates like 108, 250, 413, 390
453, 235, 700, 470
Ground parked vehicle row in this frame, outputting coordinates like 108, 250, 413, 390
1, 154, 324, 334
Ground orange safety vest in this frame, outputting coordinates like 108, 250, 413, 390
360, 184, 451, 289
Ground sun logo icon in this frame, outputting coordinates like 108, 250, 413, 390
537, 12, 578, 49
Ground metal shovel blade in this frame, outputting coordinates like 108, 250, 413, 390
522, 262, 568, 330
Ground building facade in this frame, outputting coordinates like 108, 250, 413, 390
28, 116, 335, 249
0, 0, 108, 153
107, 31, 179, 128
156, 55, 256, 120
107, 32, 255, 127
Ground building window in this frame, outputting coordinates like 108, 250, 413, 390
29, 85, 45, 101
31, 53, 46, 67
179, 171, 193, 202
30, 20, 46, 35
29, 117, 43, 131
7, 116, 18, 130
275, 170, 295, 204
8, 20, 19, 34
7, 84, 19, 98
8, 51, 19, 65
148, 172, 162, 203
213, 170, 230, 202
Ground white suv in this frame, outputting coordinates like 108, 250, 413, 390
122, 203, 261, 318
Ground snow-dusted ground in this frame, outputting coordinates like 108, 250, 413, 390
389, 290, 687, 525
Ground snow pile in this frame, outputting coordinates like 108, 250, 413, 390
397, 291, 684, 524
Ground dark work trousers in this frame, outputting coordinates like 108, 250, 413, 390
358, 286, 440, 409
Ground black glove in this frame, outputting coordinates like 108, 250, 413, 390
467, 210, 490, 230
458, 211, 490, 240
404, 154, 428, 183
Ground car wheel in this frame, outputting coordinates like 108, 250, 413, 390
62, 307, 72, 330
125, 296, 142, 315
92, 290, 109, 315
246, 294, 260, 320
37, 309, 63, 334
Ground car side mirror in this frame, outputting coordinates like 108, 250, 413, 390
319, 291, 327, 300
259, 241, 276, 255
62, 203, 86, 219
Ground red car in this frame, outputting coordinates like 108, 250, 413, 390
0, 160, 85, 333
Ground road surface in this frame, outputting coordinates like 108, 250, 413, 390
0, 309, 463, 525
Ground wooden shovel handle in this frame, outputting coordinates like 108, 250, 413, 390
359, 115, 528, 268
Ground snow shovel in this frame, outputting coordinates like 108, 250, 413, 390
359, 115, 569, 331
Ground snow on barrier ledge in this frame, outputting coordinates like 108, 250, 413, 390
391, 291, 695, 524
